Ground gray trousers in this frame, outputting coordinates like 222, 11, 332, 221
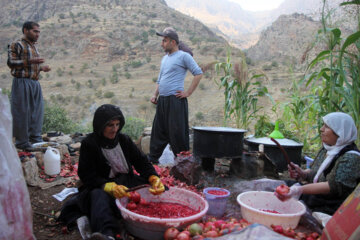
11, 77, 44, 147
149, 95, 189, 160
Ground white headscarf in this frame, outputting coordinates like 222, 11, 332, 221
313, 112, 358, 183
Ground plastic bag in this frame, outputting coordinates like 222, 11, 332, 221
0, 92, 35, 240
158, 144, 175, 166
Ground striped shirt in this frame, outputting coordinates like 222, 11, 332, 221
7, 38, 41, 80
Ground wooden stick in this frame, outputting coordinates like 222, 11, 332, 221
125, 184, 150, 192
270, 138, 294, 169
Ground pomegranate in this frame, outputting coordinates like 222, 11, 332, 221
126, 202, 137, 210
189, 223, 203, 236
271, 224, 283, 234
129, 191, 141, 203
139, 198, 149, 206
164, 227, 179, 240
176, 231, 190, 240
275, 184, 290, 195
203, 230, 218, 238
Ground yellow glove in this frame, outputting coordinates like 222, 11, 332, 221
148, 175, 165, 195
104, 182, 130, 199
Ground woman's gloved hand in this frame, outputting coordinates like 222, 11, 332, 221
288, 162, 307, 181
104, 182, 130, 199
148, 175, 165, 195
276, 183, 303, 201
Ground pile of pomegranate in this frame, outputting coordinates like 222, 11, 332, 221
163, 217, 250, 240
163, 217, 321, 240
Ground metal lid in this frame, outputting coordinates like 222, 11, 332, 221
245, 137, 303, 146
192, 126, 247, 133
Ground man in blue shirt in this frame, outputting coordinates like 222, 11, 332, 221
148, 27, 203, 163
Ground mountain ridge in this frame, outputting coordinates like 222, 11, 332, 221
0, 0, 230, 126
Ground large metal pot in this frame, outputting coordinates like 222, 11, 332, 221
244, 137, 303, 171
193, 127, 247, 158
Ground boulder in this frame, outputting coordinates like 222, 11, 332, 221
48, 135, 72, 145
34, 151, 44, 168
140, 136, 151, 154
22, 157, 40, 186
70, 142, 81, 150
170, 155, 202, 185
58, 144, 69, 157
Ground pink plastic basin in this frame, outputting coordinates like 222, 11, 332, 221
116, 187, 208, 240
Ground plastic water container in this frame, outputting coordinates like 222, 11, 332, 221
203, 187, 230, 217
305, 156, 314, 169
44, 146, 61, 175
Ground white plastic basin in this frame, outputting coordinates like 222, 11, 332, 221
237, 191, 306, 228
116, 187, 208, 240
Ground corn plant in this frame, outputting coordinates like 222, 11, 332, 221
215, 51, 271, 130
304, 0, 360, 140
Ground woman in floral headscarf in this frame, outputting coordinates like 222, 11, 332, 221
276, 112, 360, 215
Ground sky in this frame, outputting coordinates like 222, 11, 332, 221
229, 0, 285, 11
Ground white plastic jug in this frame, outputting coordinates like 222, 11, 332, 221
44, 146, 61, 175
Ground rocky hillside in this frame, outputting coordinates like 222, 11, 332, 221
166, 0, 355, 49
0, 0, 231, 127
246, 13, 321, 64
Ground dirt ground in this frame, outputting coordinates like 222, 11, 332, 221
29, 158, 315, 240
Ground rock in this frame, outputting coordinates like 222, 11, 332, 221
70, 142, 81, 150
189, 133, 193, 152
22, 157, 40, 186
231, 152, 279, 179
170, 155, 202, 185
143, 127, 152, 136
215, 158, 232, 175
34, 151, 44, 168
48, 135, 72, 145
57, 144, 69, 157
140, 136, 151, 154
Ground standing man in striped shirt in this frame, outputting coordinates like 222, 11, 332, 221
7, 21, 51, 150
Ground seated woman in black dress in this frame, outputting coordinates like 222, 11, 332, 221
59, 104, 164, 240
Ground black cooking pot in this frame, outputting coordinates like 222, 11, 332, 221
244, 137, 303, 171
193, 127, 247, 158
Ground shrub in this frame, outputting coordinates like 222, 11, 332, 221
104, 91, 114, 98
131, 60, 142, 68
125, 72, 131, 79
75, 82, 81, 90
122, 117, 146, 140
271, 61, 279, 67
195, 112, 204, 120
1, 88, 11, 99
55, 82, 62, 87
262, 65, 272, 71
43, 103, 77, 134
101, 78, 106, 86
56, 68, 64, 77
87, 79, 93, 88
199, 83, 205, 90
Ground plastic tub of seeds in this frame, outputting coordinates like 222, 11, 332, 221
237, 191, 306, 229
116, 187, 208, 240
